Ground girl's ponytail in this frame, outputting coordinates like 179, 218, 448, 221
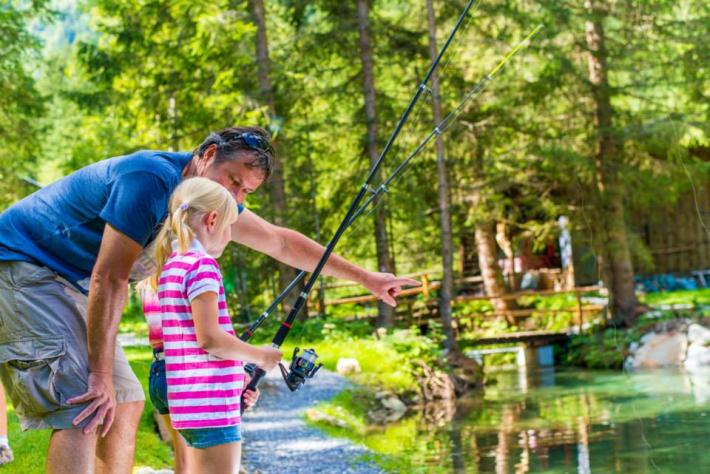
151, 213, 174, 292
172, 204, 194, 255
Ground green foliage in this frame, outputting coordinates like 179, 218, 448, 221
297, 324, 444, 394
7, 0, 707, 325
642, 288, 710, 307
563, 328, 631, 369
0, 0, 49, 207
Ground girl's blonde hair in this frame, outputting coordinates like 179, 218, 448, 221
151, 177, 238, 290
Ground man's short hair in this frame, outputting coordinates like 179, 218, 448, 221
194, 127, 274, 179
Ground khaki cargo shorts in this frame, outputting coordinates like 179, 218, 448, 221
0, 261, 144, 430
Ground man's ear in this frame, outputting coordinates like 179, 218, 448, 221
204, 211, 219, 232
197, 144, 219, 173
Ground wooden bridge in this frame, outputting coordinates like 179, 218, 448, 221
309, 271, 605, 340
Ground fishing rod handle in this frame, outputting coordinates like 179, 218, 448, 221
240, 366, 267, 414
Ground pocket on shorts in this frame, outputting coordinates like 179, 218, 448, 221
0, 337, 66, 417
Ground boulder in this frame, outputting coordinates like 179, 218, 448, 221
367, 394, 407, 424
687, 324, 710, 346
684, 342, 710, 370
335, 358, 361, 375
631, 331, 688, 370
640, 331, 656, 345
381, 395, 407, 414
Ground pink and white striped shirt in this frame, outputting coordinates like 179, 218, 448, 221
140, 286, 163, 351
158, 240, 244, 430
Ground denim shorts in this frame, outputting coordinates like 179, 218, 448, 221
148, 357, 169, 415
178, 425, 242, 449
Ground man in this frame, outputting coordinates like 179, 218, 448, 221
0, 126, 417, 473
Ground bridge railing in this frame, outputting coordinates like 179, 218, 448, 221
308, 272, 604, 331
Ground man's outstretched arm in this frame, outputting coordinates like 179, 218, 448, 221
232, 209, 419, 306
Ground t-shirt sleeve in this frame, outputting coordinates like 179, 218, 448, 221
185, 257, 222, 301
99, 171, 170, 246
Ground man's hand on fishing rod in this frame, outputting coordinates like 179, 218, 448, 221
363, 272, 421, 307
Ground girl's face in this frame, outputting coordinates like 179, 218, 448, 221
200, 211, 233, 258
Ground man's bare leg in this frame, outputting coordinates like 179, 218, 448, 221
47, 428, 97, 474
95, 400, 144, 474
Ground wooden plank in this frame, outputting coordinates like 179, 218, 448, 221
453, 286, 601, 303
468, 330, 570, 346
326, 284, 601, 307
455, 305, 604, 319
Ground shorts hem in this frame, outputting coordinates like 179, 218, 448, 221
18, 406, 89, 431
183, 435, 242, 449
178, 425, 242, 449
115, 388, 146, 404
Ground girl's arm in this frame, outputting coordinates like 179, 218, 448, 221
191, 292, 282, 370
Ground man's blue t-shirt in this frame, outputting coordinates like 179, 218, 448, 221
0, 150, 210, 292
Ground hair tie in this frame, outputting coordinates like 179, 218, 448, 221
179, 202, 189, 212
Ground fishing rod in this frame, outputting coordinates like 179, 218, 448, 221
240, 0, 479, 398
240, 25, 544, 401
239, 24, 543, 351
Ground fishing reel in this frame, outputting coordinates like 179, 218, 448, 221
279, 347, 322, 392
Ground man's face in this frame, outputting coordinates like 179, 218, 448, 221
200, 153, 266, 204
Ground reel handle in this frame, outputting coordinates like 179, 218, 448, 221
240, 366, 267, 414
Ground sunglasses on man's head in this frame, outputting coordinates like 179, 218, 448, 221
232, 132, 273, 156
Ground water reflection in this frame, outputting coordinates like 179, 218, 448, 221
363, 367, 710, 473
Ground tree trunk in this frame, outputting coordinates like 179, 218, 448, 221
475, 221, 517, 325
495, 221, 516, 290
251, 0, 300, 314
584, 0, 638, 326
356, 0, 396, 328
426, 0, 458, 353
306, 119, 326, 316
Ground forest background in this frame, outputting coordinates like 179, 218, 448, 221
1, 0, 709, 338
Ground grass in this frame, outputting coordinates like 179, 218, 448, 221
3, 345, 173, 474
641, 287, 710, 307
280, 336, 420, 394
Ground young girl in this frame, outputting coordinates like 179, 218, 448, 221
151, 177, 281, 473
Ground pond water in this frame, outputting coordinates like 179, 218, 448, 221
358, 368, 710, 473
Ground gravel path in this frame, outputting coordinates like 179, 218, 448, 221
241, 366, 384, 474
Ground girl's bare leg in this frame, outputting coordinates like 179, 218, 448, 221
191, 441, 242, 474
160, 414, 193, 473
